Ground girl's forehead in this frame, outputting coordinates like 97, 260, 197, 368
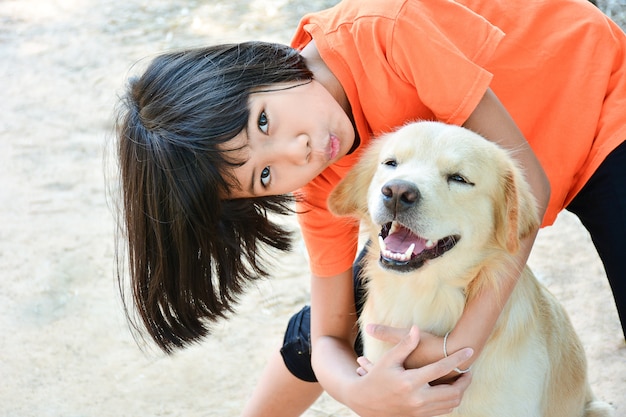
220, 130, 250, 162
219, 137, 253, 198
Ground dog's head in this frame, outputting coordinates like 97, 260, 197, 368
328, 121, 539, 274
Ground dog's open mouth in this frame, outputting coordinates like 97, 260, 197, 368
378, 222, 460, 271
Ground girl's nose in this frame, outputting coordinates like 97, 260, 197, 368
280, 134, 309, 165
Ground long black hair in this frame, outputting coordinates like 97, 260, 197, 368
114, 42, 313, 353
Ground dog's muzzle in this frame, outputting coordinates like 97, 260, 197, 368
377, 179, 460, 272
378, 222, 460, 272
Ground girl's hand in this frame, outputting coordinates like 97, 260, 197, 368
348, 326, 473, 417
363, 323, 439, 368
363, 323, 472, 383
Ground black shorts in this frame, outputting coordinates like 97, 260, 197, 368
566, 140, 626, 336
279, 244, 368, 383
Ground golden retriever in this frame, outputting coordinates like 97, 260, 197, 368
328, 121, 613, 417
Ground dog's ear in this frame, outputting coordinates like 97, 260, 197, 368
328, 141, 383, 218
495, 166, 540, 253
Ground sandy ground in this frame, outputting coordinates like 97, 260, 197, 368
0, 0, 624, 416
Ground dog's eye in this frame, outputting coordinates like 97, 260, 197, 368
383, 159, 397, 167
447, 173, 474, 186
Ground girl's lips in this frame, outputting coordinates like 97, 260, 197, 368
328, 134, 340, 160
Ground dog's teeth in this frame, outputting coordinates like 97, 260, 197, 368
403, 243, 415, 258
380, 235, 415, 261
425, 240, 436, 249
390, 222, 399, 234
378, 235, 386, 252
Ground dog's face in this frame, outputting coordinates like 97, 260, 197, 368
329, 121, 538, 275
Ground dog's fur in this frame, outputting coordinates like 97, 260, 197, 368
328, 122, 612, 417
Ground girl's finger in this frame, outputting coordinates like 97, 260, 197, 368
377, 325, 421, 368
365, 323, 410, 344
356, 355, 374, 371
417, 347, 474, 382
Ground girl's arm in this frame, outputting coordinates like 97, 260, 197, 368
310, 269, 475, 416
368, 88, 550, 375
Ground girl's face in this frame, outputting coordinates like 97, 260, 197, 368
225, 79, 355, 198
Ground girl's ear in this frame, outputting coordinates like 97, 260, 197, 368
327, 140, 383, 219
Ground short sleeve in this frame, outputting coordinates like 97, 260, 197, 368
389, 0, 504, 124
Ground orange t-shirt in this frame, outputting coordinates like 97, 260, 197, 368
291, 0, 626, 277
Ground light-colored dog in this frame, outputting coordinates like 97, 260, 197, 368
328, 121, 612, 417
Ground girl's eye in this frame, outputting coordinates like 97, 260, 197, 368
258, 111, 269, 134
260, 166, 271, 187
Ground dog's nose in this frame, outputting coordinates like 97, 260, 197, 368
381, 180, 420, 212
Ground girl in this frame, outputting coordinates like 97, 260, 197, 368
114, 0, 626, 415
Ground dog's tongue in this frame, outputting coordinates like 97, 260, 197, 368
384, 225, 427, 255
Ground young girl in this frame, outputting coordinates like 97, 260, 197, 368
114, 0, 626, 415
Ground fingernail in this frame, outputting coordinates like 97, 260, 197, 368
464, 348, 474, 359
